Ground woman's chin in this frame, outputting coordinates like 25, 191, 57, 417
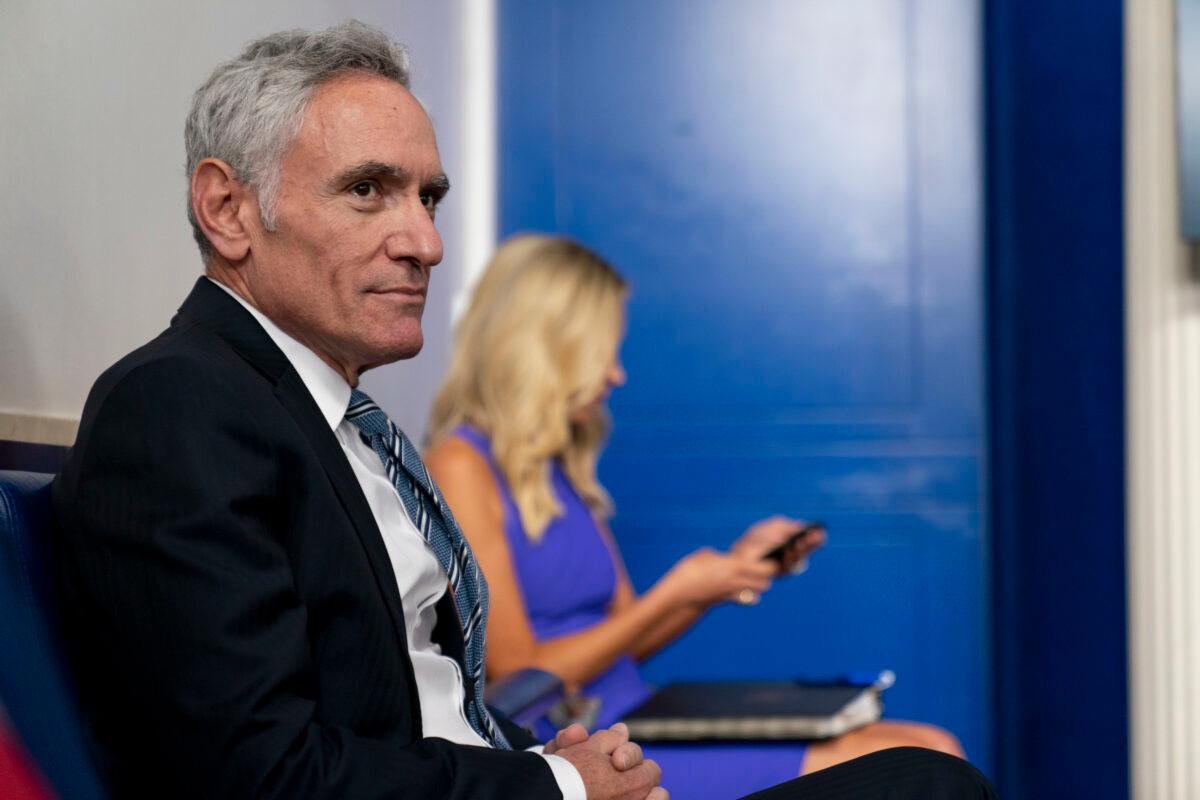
569, 402, 604, 426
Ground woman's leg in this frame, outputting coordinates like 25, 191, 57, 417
800, 720, 965, 774
740, 747, 996, 800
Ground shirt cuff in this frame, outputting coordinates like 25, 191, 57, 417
528, 747, 587, 800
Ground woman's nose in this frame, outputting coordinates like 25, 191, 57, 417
609, 360, 627, 387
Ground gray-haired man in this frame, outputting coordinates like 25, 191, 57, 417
53, 20, 996, 800
55, 20, 658, 800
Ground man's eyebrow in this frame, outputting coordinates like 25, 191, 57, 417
423, 173, 451, 202
329, 160, 410, 188
328, 161, 451, 201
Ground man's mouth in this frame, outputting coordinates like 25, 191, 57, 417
369, 286, 427, 299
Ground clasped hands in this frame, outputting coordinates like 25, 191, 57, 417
545, 722, 667, 800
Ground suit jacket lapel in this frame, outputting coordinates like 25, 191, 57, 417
173, 278, 414, 657
271, 371, 414, 657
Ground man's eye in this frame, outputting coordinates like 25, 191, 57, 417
420, 193, 437, 211
351, 181, 378, 198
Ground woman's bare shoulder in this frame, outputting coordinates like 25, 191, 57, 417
426, 434, 508, 540
426, 435, 499, 497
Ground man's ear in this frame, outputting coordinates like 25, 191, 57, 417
191, 158, 255, 262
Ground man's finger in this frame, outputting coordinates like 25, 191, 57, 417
610, 740, 643, 770
554, 723, 590, 750
647, 789, 670, 800
584, 724, 630, 754
638, 757, 663, 788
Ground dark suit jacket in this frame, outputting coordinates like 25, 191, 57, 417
53, 278, 559, 799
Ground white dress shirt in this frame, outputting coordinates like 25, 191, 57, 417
211, 280, 584, 800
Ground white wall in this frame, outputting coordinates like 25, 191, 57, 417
0, 0, 493, 444
1126, 1, 1200, 797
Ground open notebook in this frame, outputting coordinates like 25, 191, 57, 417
622, 674, 891, 741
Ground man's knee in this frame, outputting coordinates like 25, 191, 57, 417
880, 747, 996, 799
743, 747, 997, 800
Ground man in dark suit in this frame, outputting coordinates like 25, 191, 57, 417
53, 20, 656, 800
53, 20, 996, 800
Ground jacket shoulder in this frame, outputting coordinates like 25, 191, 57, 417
84, 317, 272, 422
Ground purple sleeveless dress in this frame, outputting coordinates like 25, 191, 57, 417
457, 427, 808, 797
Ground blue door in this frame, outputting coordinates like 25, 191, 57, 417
498, 0, 989, 771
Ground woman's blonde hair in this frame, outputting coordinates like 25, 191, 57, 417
428, 234, 628, 542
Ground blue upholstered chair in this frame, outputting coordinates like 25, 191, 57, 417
0, 470, 106, 798
0, 469, 561, 796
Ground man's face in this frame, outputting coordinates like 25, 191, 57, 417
241, 72, 448, 379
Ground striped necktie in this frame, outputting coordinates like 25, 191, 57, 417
345, 389, 509, 749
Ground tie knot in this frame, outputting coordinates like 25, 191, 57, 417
345, 390, 432, 497
345, 389, 391, 439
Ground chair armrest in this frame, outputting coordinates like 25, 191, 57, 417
484, 668, 564, 728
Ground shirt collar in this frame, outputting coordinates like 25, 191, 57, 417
206, 277, 352, 431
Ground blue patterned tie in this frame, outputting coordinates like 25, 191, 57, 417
345, 389, 509, 749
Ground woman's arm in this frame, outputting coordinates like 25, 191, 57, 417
598, 525, 704, 663
605, 516, 825, 662
425, 438, 775, 689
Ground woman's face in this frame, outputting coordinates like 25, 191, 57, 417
569, 332, 627, 425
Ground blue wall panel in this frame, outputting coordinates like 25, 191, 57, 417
986, 1, 1128, 797
500, 0, 990, 775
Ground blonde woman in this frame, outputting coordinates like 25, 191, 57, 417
425, 234, 964, 791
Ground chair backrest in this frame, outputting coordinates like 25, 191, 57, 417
0, 470, 105, 799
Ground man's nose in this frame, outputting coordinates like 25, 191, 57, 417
384, 200, 444, 268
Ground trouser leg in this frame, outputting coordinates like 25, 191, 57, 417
737, 747, 998, 800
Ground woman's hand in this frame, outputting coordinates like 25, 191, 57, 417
659, 547, 778, 607
729, 515, 827, 575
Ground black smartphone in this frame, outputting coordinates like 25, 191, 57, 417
761, 521, 825, 564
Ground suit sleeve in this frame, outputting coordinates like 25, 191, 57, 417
54, 357, 562, 800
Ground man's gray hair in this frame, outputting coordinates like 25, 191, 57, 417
185, 20, 411, 260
